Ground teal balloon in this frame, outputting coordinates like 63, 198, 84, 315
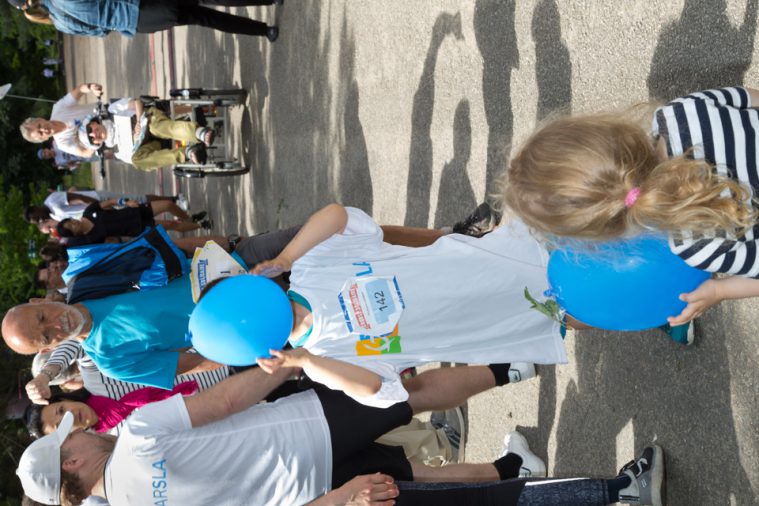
547, 236, 710, 331
188, 275, 293, 365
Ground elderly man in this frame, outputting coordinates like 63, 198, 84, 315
20, 82, 103, 157
2, 275, 220, 389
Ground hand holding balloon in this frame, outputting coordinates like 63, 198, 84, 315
257, 348, 311, 375
667, 278, 721, 326
250, 255, 292, 278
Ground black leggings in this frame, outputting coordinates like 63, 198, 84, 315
395, 478, 612, 506
137, 0, 275, 35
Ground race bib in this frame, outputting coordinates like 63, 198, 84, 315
338, 276, 405, 337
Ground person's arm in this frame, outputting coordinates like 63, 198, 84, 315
251, 204, 348, 277
746, 87, 759, 106
25, 340, 82, 404
257, 348, 382, 399
69, 82, 103, 102
668, 276, 759, 325
66, 192, 98, 206
175, 351, 224, 376
305, 474, 398, 506
131, 99, 144, 118
183, 362, 295, 428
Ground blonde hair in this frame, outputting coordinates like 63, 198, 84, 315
500, 113, 757, 240
20, 118, 44, 143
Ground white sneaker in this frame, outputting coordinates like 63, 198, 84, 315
508, 363, 536, 383
176, 193, 190, 212
499, 431, 546, 478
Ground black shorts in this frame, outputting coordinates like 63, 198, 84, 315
315, 389, 414, 488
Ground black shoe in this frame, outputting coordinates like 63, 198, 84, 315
617, 445, 665, 506
266, 26, 279, 42
199, 218, 214, 230
452, 202, 497, 238
191, 211, 208, 223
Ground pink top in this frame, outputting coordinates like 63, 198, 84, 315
87, 380, 198, 432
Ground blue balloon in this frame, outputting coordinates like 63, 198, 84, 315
188, 275, 293, 365
547, 235, 710, 331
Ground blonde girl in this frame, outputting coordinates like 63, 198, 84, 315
503, 86, 759, 326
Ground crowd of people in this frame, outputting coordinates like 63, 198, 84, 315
7, 2, 759, 506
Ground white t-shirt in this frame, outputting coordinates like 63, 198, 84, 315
44, 190, 100, 221
104, 391, 332, 506
50, 93, 95, 156
290, 208, 566, 408
106, 98, 138, 163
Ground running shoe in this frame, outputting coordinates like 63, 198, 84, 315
452, 202, 498, 238
618, 445, 665, 506
430, 406, 466, 463
499, 431, 546, 477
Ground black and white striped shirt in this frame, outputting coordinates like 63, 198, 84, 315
46, 339, 230, 400
653, 86, 759, 277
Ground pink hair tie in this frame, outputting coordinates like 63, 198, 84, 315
624, 187, 641, 208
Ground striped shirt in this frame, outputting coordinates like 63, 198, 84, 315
46, 339, 229, 402
653, 86, 759, 277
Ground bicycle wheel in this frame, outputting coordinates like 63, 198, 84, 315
173, 162, 249, 178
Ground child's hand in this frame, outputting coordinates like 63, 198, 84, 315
668, 278, 722, 325
125, 199, 140, 208
250, 256, 292, 278
257, 348, 310, 375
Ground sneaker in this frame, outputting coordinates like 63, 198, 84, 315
191, 211, 208, 223
430, 406, 466, 463
176, 193, 189, 212
451, 202, 498, 238
659, 321, 694, 345
499, 431, 546, 477
508, 363, 536, 383
199, 218, 214, 230
618, 445, 665, 506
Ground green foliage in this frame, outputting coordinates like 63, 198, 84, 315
0, 3, 65, 193
0, 180, 47, 314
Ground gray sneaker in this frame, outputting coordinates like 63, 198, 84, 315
618, 445, 665, 506
430, 406, 466, 463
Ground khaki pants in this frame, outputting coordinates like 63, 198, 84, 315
131, 107, 198, 170
377, 418, 453, 466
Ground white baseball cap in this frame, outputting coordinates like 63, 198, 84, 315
17, 411, 74, 505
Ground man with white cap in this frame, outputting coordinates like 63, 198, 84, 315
15, 360, 552, 506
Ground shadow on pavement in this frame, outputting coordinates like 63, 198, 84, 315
647, 0, 757, 101
548, 326, 755, 506
474, 0, 518, 192
404, 12, 464, 228
433, 99, 476, 229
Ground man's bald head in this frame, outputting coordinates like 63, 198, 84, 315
2, 302, 88, 355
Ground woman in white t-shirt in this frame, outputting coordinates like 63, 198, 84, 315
214, 203, 567, 408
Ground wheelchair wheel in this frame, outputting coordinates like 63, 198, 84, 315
173, 161, 249, 178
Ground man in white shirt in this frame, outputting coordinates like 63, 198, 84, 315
16, 363, 536, 506
19, 83, 104, 158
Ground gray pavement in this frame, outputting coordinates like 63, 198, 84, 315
63, 1, 758, 504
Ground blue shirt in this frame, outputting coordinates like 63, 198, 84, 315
81, 275, 195, 389
41, 0, 140, 38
